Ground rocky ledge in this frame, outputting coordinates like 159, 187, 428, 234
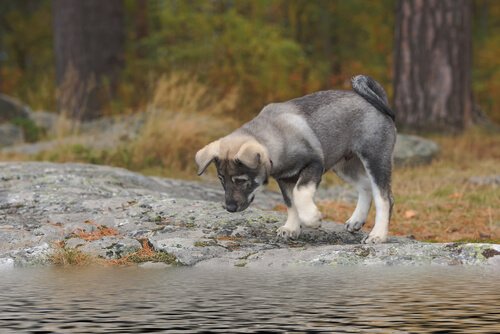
0, 162, 498, 268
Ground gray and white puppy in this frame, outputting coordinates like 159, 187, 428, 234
196, 75, 396, 244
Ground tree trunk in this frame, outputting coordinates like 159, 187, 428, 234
393, 0, 473, 132
135, 0, 149, 59
52, 0, 124, 120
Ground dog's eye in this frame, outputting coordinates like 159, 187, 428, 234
232, 176, 249, 185
218, 175, 225, 184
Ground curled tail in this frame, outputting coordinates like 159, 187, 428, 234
351, 75, 395, 122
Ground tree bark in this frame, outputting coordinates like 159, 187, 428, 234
394, 0, 473, 132
52, 0, 124, 120
134, 0, 149, 59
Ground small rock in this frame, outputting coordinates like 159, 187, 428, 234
394, 134, 439, 167
138, 261, 171, 269
234, 259, 247, 267
469, 175, 500, 187
28, 110, 59, 133
0, 258, 15, 269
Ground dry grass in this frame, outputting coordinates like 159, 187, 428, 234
106, 239, 177, 266
149, 74, 239, 117
50, 221, 120, 267
315, 128, 500, 243
50, 238, 177, 267
130, 111, 235, 178
71, 220, 120, 241
50, 241, 93, 267
127, 74, 238, 178
0, 74, 240, 180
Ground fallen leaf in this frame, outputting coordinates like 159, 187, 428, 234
404, 210, 418, 219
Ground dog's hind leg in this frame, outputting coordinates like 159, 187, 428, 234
358, 152, 394, 244
333, 156, 372, 232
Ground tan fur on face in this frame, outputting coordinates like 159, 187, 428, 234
195, 139, 220, 175
234, 141, 268, 169
195, 135, 271, 176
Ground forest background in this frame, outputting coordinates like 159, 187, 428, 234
1, 0, 499, 122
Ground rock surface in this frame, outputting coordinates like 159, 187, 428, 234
1, 162, 498, 268
0, 123, 24, 147
393, 134, 439, 166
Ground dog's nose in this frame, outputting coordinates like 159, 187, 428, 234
226, 203, 238, 212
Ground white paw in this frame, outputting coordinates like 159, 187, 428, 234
362, 233, 387, 244
277, 225, 301, 239
345, 219, 365, 232
298, 207, 323, 229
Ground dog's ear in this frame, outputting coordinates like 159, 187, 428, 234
234, 141, 266, 169
195, 140, 220, 175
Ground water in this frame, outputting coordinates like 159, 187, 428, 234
0, 266, 498, 333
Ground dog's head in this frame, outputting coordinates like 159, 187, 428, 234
195, 137, 271, 212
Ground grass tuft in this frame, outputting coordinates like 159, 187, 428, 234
107, 239, 178, 266
50, 241, 93, 266
71, 220, 120, 241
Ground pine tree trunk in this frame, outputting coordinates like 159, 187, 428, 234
393, 0, 473, 132
52, 0, 124, 120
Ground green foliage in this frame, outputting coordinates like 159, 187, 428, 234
10, 117, 44, 142
0, 0, 55, 110
124, 1, 308, 117
472, 0, 500, 123
0, 0, 498, 122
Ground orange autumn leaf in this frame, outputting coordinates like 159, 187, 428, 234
404, 210, 418, 219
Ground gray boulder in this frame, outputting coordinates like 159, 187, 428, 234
0, 94, 30, 123
394, 134, 439, 167
28, 110, 59, 134
0, 162, 498, 268
0, 123, 24, 147
0, 94, 30, 147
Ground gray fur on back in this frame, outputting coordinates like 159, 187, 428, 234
233, 79, 396, 179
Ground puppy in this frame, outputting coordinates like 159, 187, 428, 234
195, 75, 395, 244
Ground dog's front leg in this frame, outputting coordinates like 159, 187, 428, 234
276, 178, 301, 239
293, 161, 324, 229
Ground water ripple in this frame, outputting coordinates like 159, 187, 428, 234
0, 266, 498, 333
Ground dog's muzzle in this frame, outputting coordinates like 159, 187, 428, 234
223, 195, 254, 213
225, 202, 238, 212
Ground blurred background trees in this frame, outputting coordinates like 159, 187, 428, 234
394, 0, 473, 132
52, 0, 125, 120
394, 0, 473, 131
0, 0, 498, 129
